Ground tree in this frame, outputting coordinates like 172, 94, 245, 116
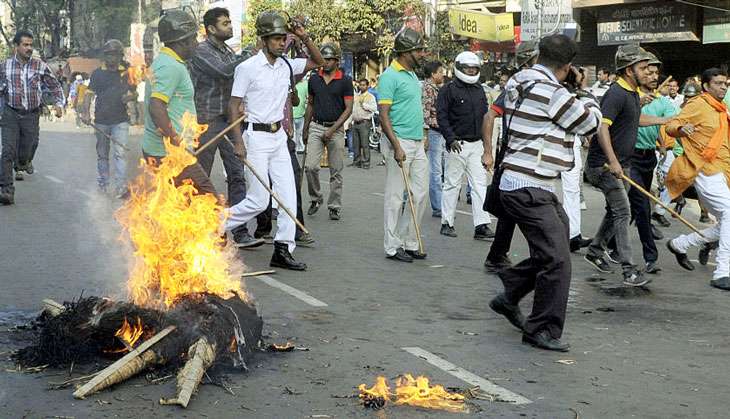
242, 0, 283, 47
429, 11, 468, 64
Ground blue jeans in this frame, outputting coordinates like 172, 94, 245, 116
95, 122, 129, 192
427, 129, 445, 214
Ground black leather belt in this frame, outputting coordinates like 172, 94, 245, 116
8, 105, 39, 115
314, 120, 336, 127
244, 121, 282, 133
458, 138, 481, 143
633, 148, 655, 157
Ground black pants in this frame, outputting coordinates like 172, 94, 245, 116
255, 139, 306, 238
628, 149, 658, 263
487, 217, 516, 262
0, 105, 40, 193
142, 152, 217, 196
498, 187, 571, 339
197, 115, 248, 238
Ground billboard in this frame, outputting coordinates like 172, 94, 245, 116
447, 8, 514, 42
597, 2, 699, 45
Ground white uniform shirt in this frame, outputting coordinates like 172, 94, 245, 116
231, 50, 307, 124
667, 94, 684, 111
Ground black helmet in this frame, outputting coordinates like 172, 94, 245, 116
102, 39, 124, 54
393, 28, 425, 53
514, 40, 538, 68
320, 43, 340, 60
256, 11, 288, 38
158, 9, 197, 44
683, 83, 700, 98
615, 43, 649, 71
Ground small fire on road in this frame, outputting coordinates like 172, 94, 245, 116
359, 374, 466, 412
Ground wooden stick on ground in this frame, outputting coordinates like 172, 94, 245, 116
400, 165, 425, 254
603, 163, 706, 238
241, 270, 276, 278
159, 337, 216, 408
73, 325, 176, 399
41, 299, 66, 317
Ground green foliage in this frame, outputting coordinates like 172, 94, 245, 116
242, 0, 284, 47
429, 11, 468, 64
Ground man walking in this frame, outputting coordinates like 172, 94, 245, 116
80, 39, 134, 198
190, 7, 262, 248
0, 30, 64, 206
489, 34, 601, 352
421, 60, 444, 217
378, 28, 428, 262
351, 78, 377, 169
583, 44, 667, 286
664, 68, 730, 291
142, 10, 217, 196
226, 11, 323, 271
437, 51, 494, 241
303, 43, 353, 220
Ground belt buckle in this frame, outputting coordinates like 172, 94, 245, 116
271, 122, 277, 132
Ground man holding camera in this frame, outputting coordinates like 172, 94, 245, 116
489, 35, 601, 352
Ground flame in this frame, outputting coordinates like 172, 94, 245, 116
358, 375, 465, 412
228, 336, 237, 353
394, 374, 465, 412
115, 317, 144, 348
115, 111, 245, 308
127, 65, 146, 86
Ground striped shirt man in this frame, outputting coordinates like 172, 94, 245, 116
0, 53, 64, 110
500, 64, 602, 192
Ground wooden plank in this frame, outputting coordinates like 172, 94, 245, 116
241, 270, 276, 278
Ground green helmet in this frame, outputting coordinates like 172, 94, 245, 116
256, 11, 288, 38
158, 9, 197, 44
393, 28, 425, 53
320, 43, 341, 60
615, 44, 649, 71
515, 40, 538, 68
642, 51, 661, 66
102, 39, 124, 54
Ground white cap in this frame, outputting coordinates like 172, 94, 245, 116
75, 74, 82, 81
455, 51, 481, 67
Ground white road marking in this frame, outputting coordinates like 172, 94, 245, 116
44, 175, 64, 184
456, 209, 472, 216
690, 259, 717, 267
401, 346, 532, 405
256, 275, 328, 307
372, 192, 384, 197
78, 190, 94, 198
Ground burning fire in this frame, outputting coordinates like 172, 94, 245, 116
115, 316, 144, 348
116, 111, 245, 308
358, 375, 465, 412
127, 65, 147, 86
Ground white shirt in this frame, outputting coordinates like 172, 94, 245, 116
667, 94, 684, 111
231, 50, 307, 124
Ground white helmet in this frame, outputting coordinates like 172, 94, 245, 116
454, 51, 481, 84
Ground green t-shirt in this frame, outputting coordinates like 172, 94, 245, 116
293, 80, 308, 119
636, 95, 676, 150
142, 47, 197, 157
377, 60, 423, 140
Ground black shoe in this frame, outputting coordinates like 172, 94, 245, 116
604, 249, 620, 264
0, 191, 14, 205
522, 330, 570, 352
405, 249, 427, 259
484, 255, 512, 273
466, 194, 472, 205
234, 230, 265, 249
347, 161, 361, 168
295, 232, 316, 246
699, 213, 711, 224
651, 224, 664, 240
474, 224, 495, 241
666, 240, 695, 271
710, 277, 730, 291
24, 162, 34, 174
489, 294, 525, 331
14, 171, 24, 181
329, 208, 341, 220
362, 164, 370, 169
307, 201, 321, 216
699, 242, 717, 265
652, 212, 671, 227
270, 242, 307, 271
584, 253, 613, 273
570, 235, 592, 252
645, 261, 661, 274
440, 223, 457, 237
623, 269, 652, 287
386, 248, 413, 263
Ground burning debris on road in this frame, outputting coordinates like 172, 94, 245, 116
12, 113, 267, 408
359, 374, 467, 413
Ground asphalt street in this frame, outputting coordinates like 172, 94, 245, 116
1, 120, 728, 419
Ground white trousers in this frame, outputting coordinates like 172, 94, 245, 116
654, 151, 676, 216
382, 137, 428, 256
226, 128, 297, 252
441, 140, 491, 227
561, 140, 583, 239
670, 172, 730, 279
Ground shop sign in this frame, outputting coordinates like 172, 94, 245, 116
703, 9, 730, 44
520, 0, 575, 41
597, 3, 698, 45
448, 8, 514, 42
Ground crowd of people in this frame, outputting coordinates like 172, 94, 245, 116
2, 7, 729, 353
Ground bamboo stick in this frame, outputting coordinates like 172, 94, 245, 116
241, 270, 276, 277
159, 337, 216, 408
400, 165, 425, 254
41, 299, 66, 317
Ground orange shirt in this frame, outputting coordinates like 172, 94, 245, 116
665, 96, 730, 199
